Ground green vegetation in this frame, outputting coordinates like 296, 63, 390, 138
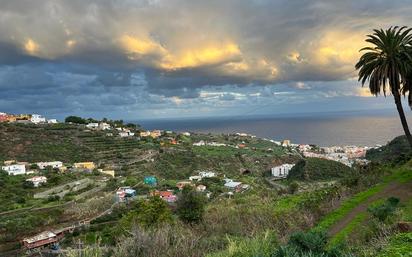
366, 135, 412, 164
288, 158, 353, 181
314, 183, 385, 232
377, 232, 412, 257
117, 197, 173, 230
176, 186, 206, 223
0, 119, 411, 257
65, 115, 87, 124
207, 231, 278, 257
367, 197, 399, 222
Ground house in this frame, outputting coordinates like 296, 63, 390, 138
150, 130, 162, 138
271, 163, 295, 178
4, 160, 16, 165
176, 181, 193, 190
281, 140, 291, 147
36, 161, 63, 170
30, 114, 46, 124
196, 185, 207, 192
116, 187, 136, 202
26, 176, 47, 187
144, 176, 157, 186
5, 114, 17, 122
86, 123, 99, 129
2, 164, 26, 175
237, 143, 246, 148
22, 230, 65, 249
74, 162, 95, 170
99, 122, 111, 130
181, 132, 191, 136
224, 181, 242, 189
199, 171, 216, 178
119, 132, 129, 137
193, 140, 206, 146
98, 169, 115, 177
189, 175, 202, 181
152, 190, 177, 203
140, 131, 151, 137
0, 112, 7, 122
119, 131, 135, 137
47, 119, 58, 124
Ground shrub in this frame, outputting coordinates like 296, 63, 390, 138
65, 116, 86, 124
117, 197, 173, 231
176, 186, 206, 223
288, 230, 328, 253
288, 182, 299, 194
368, 197, 400, 222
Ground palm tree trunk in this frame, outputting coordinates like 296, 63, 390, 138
393, 90, 412, 148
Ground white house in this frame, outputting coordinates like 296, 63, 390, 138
271, 163, 295, 177
99, 122, 111, 130
189, 175, 202, 181
86, 123, 99, 129
181, 132, 191, 136
36, 161, 63, 170
199, 171, 216, 178
193, 140, 206, 146
224, 181, 242, 189
26, 176, 47, 187
47, 119, 58, 124
2, 164, 26, 175
30, 114, 46, 124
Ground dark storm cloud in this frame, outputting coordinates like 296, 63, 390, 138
0, 0, 410, 118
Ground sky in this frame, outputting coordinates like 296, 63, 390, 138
1, 0, 412, 120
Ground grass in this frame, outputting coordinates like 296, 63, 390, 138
401, 198, 412, 222
206, 231, 278, 257
315, 165, 412, 233
328, 212, 367, 247
314, 183, 385, 232
377, 232, 412, 257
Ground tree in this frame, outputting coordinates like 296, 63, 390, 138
176, 186, 206, 223
356, 26, 412, 147
65, 115, 86, 124
118, 197, 172, 231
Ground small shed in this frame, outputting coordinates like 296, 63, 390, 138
144, 176, 157, 186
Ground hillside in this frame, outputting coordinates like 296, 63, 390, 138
287, 157, 354, 181
1, 122, 410, 257
366, 135, 412, 164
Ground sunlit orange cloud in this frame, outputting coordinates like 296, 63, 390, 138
24, 38, 39, 55
160, 43, 241, 70
223, 58, 278, 81
313, 31, 364, 66
66, 40, 76, 48
357, 87, 374, 97
119, 35, 167, 56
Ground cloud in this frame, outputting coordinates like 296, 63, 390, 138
0, 0, 410, 118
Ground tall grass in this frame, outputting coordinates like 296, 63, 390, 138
206, 231, 278, 257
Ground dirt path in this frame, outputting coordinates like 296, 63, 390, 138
328, 181, 412, 236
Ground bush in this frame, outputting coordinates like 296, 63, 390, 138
288, 182, 299, 194
65, 116, 86, 124
288, 230, 328, 253
117, 197, 173, 231
272, 230, 354, 257
368, 197, 400, 222
176, 186, 206, 223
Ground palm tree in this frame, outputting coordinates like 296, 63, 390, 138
356, 26, 412, 147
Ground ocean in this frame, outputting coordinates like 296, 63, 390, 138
135, 110, 412, 147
